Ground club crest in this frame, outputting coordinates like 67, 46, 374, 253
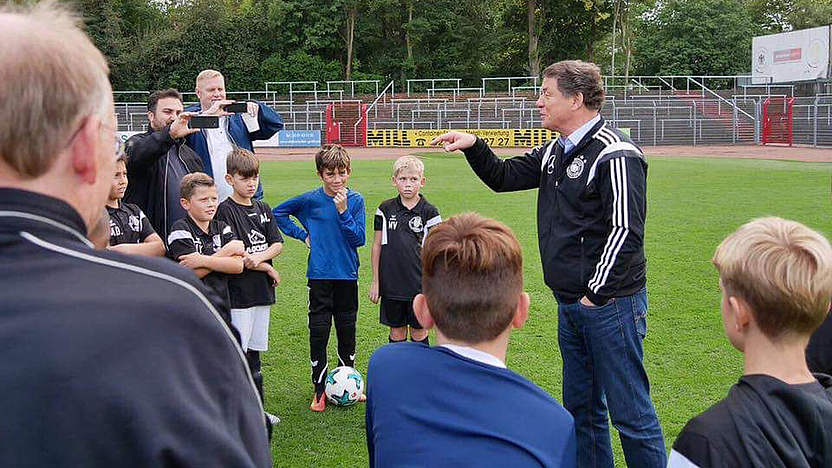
409, 216, 423, 233
128, 215, 141, 232
566, 156, 585, 179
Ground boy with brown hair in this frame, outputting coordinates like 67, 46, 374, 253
365, 213, 576, 468
369, 156, 441, 344
669, 217, 832, 468
106, 153, 165, 256
167, 173, 245, 323
273, 144, 366, 412
216, 148, 283, 424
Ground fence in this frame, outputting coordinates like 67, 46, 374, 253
114, 75, 832, 147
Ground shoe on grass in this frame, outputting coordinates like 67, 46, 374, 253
310, 392, 326, 412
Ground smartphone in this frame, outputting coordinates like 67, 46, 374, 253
188, 115, 219, 129
224, 102, 248, 113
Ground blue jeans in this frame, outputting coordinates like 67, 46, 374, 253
556, 288, 666, 468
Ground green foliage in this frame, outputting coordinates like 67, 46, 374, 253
633, 0, 759, 76
258, 154, 830, 467
64, 0, 829, 91
746, 0, 832, 32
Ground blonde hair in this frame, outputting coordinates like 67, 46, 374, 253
0, 1, 111, 178
713, 217, 832, 338
392, 156, 424, 177
195, 69, 223, 89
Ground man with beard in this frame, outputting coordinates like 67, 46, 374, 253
125, 88, 203, 242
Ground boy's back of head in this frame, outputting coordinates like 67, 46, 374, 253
421, 212, 523, 344
713, 217, 832, 340
226, 147, 259, 178
315, 145, 350, 174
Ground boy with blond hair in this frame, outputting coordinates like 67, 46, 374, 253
370, 156, 441, 344
273, 144, 365, 411
365, 213, 576, 468
669, 217, 832, 468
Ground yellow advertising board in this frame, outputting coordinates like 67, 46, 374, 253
366, 128, 556, 148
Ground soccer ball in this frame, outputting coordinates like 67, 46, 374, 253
324, 366, 364, 406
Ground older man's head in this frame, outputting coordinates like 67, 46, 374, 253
0, 1, 116, 230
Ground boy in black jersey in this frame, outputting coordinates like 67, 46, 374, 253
669, 218, 832, 468
370, 156, 441, 344
216, 148, 282, 419
106, 154, 165, 256
167, 173, 245, 319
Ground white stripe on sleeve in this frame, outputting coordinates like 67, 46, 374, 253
422, 215, 442, 247
377, 208, 388, 245
588, 157, 630, 293
167, 230, 193, 244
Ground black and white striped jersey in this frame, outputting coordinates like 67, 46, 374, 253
463, 117, 647, 305
374, 195, 441, 301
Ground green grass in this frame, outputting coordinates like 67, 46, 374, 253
258, 153, 831, 467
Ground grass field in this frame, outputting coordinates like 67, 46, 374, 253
256, 152, 830, 467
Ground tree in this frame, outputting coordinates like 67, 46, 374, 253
633, 0, 759, 76
746, 0, 832, 32
528, 0, 542, 76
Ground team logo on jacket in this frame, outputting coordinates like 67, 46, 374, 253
566, 156, 585, 179
388, 215, 398, 230
212, 234, 222, 251
128, 215, 141, 232
409, 216, 423, 233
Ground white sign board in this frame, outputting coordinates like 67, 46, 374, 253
752, 26, 830, 84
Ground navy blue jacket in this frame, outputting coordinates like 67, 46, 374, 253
185, 100, 284, 199
0, 188, 271, 467
366, 343, 577, 468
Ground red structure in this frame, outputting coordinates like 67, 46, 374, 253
762, 97, 794, 146
325, 102, 367, 146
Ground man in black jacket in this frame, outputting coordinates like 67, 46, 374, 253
0, 4, 270, 467
432, 60, 665, 468
125, 88, 203, 242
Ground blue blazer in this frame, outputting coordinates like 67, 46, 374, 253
185, 100, 284, 199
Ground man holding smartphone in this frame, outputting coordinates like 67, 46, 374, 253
186, 69, 284, 202
125, 88, 204, 242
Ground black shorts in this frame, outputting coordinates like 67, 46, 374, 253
379, 298, 422, 329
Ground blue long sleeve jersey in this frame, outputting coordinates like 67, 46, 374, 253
273, 187, 365, 280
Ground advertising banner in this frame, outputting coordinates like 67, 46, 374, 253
752, 26, 830, 83
366, 128, 556, 148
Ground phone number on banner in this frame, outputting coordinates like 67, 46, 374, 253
366, 129, 556, 148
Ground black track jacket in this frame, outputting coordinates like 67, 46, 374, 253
0, 188, 270, 467
463, 117, 647, 305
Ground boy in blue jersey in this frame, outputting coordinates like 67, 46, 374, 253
273, 144, 366, 412
365, 213, 576, 468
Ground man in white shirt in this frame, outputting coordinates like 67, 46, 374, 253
186, 69, 284, 202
